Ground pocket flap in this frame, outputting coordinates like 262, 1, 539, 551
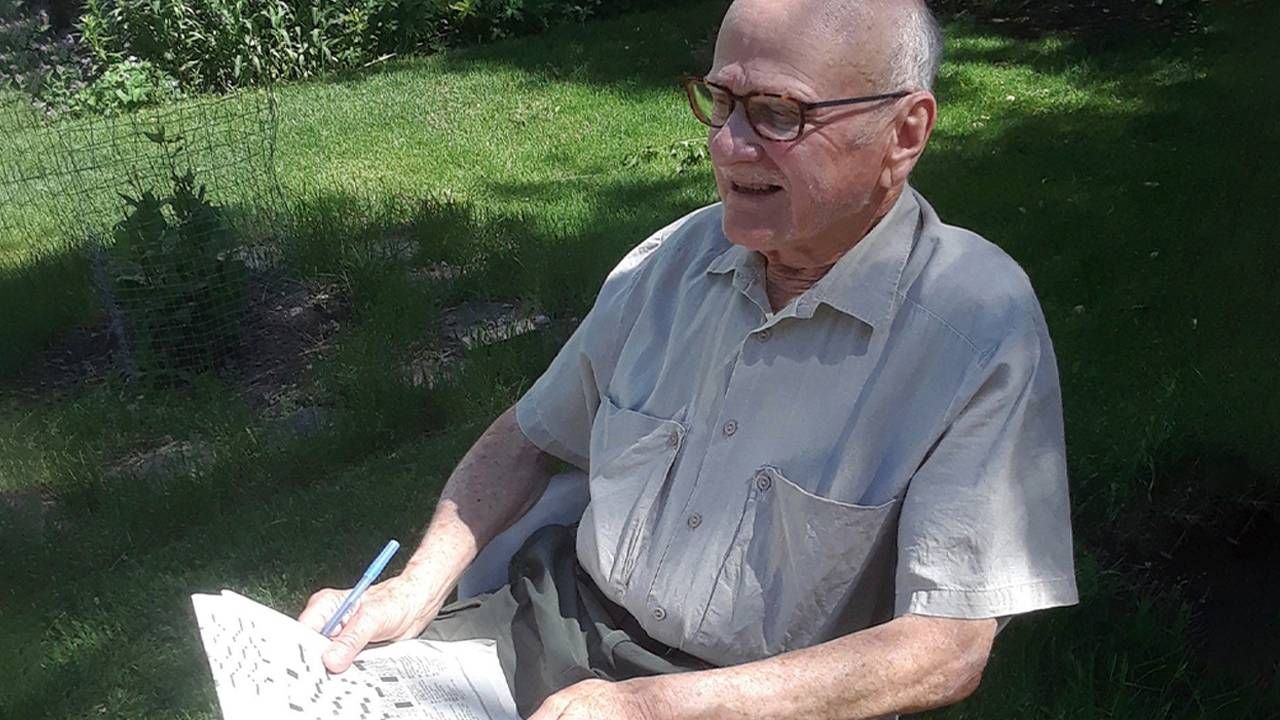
590, 395, 684, 473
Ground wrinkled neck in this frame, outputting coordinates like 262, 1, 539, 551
759, 185, 904, 312
763, 262, 833, 312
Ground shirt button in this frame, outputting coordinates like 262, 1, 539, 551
722, 419, 738, 437
667, 431, 680, 448
757, 329, 771, 342
687, 513, 703, 529
652, 607, 667, 621
754, 470, 772, 492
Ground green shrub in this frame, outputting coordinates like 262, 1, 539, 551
8, 0, 686, 108
3, 1, 176, 116
78, 0, 384, 90
0, 0, 44, 81
73, 0, 671, 93
1, 0, 93, 105
107, 134, 247, 378
69, 57, 179, 114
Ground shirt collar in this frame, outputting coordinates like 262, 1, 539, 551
705, 187, 921, 329
706, 240, 757, 276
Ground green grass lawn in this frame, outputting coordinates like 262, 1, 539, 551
2, 1, 1279, 717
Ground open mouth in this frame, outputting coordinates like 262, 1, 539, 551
731, 181, 783, 196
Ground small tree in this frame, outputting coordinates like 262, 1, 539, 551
106, 128, 247, 379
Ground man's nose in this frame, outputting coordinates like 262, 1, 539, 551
709, 105, 763, 164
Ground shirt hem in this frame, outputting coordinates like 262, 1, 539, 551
895, 576, 1079, 618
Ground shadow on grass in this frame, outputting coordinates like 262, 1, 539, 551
0, 248, 98, 377
3, 2, 1280, 717
916, 3, 1280, 714
0, 160, 713, 714
364, 0, 1212, 99
0, 330, 569, 718
0, 0, 1237, 381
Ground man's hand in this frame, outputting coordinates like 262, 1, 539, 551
529, 678, 673, 720
298, 575, 445, 673
297, 406, 558, 674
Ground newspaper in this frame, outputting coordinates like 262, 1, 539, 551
192, 590, 520, 720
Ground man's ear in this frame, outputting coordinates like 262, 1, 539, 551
879, 92, 937, 189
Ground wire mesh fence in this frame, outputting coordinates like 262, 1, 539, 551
0, 86, 285, 382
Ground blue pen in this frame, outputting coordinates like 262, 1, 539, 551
321, 539, 401, 638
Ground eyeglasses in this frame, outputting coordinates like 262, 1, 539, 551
682, 77, 909, 142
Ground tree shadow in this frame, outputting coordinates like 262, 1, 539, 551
930, 0, 1208, 41
0, 247, 98, 377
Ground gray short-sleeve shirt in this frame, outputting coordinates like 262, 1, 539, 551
515, 187, 1078, 667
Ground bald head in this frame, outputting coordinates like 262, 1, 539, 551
719, 0, 943, 92
706, 0, 941, 269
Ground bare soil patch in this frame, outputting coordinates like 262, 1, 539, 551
0, 273, 348, 409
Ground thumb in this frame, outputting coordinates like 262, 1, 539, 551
323, 607, 380, 673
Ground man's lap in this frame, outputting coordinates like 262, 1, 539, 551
422, 524, 710, 716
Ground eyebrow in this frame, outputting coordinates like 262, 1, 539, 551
705, 74, 821, 103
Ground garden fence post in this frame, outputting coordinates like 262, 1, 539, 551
89, 237, 138, 382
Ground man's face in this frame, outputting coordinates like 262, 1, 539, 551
708, 1, 896, 265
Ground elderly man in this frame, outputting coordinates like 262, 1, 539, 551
300, 0, 1078, 717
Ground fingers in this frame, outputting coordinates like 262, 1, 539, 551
299, 579, 437, 673
323, 605, 383, 673
298, 588, 347, 633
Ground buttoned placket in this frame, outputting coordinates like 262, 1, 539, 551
614, 193, 924, 654
641, 266, 812, 648
689, 466, 775, 648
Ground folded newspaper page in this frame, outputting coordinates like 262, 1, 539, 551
192, 590, 520, 720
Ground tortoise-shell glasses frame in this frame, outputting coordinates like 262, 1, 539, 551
683, 77, 910, 142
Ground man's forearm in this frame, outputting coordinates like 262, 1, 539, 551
399, 406, 558, 600
654, 614, 996, 720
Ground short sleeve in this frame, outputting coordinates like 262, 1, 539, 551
894, 310, 1079, 619
514, 237, 662, 471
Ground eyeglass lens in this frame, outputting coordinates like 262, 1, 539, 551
689, 82, 802, 141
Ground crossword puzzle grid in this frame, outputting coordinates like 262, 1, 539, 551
199, 608, 409, 720
200, 612, 284, 701
197, 597, 493, 720
285, 646, 427, 720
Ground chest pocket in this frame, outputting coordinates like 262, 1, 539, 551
694, 465, 902, 663
577, 395, 685, 596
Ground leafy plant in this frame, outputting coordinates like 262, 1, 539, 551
77, 0, 407, 91
623, 138, 709, 174
107, 129, 247, 378
1, 0, 97, 112
70, 0, 672, 95
70, 57, 180, 115
0, 0, 45, 82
